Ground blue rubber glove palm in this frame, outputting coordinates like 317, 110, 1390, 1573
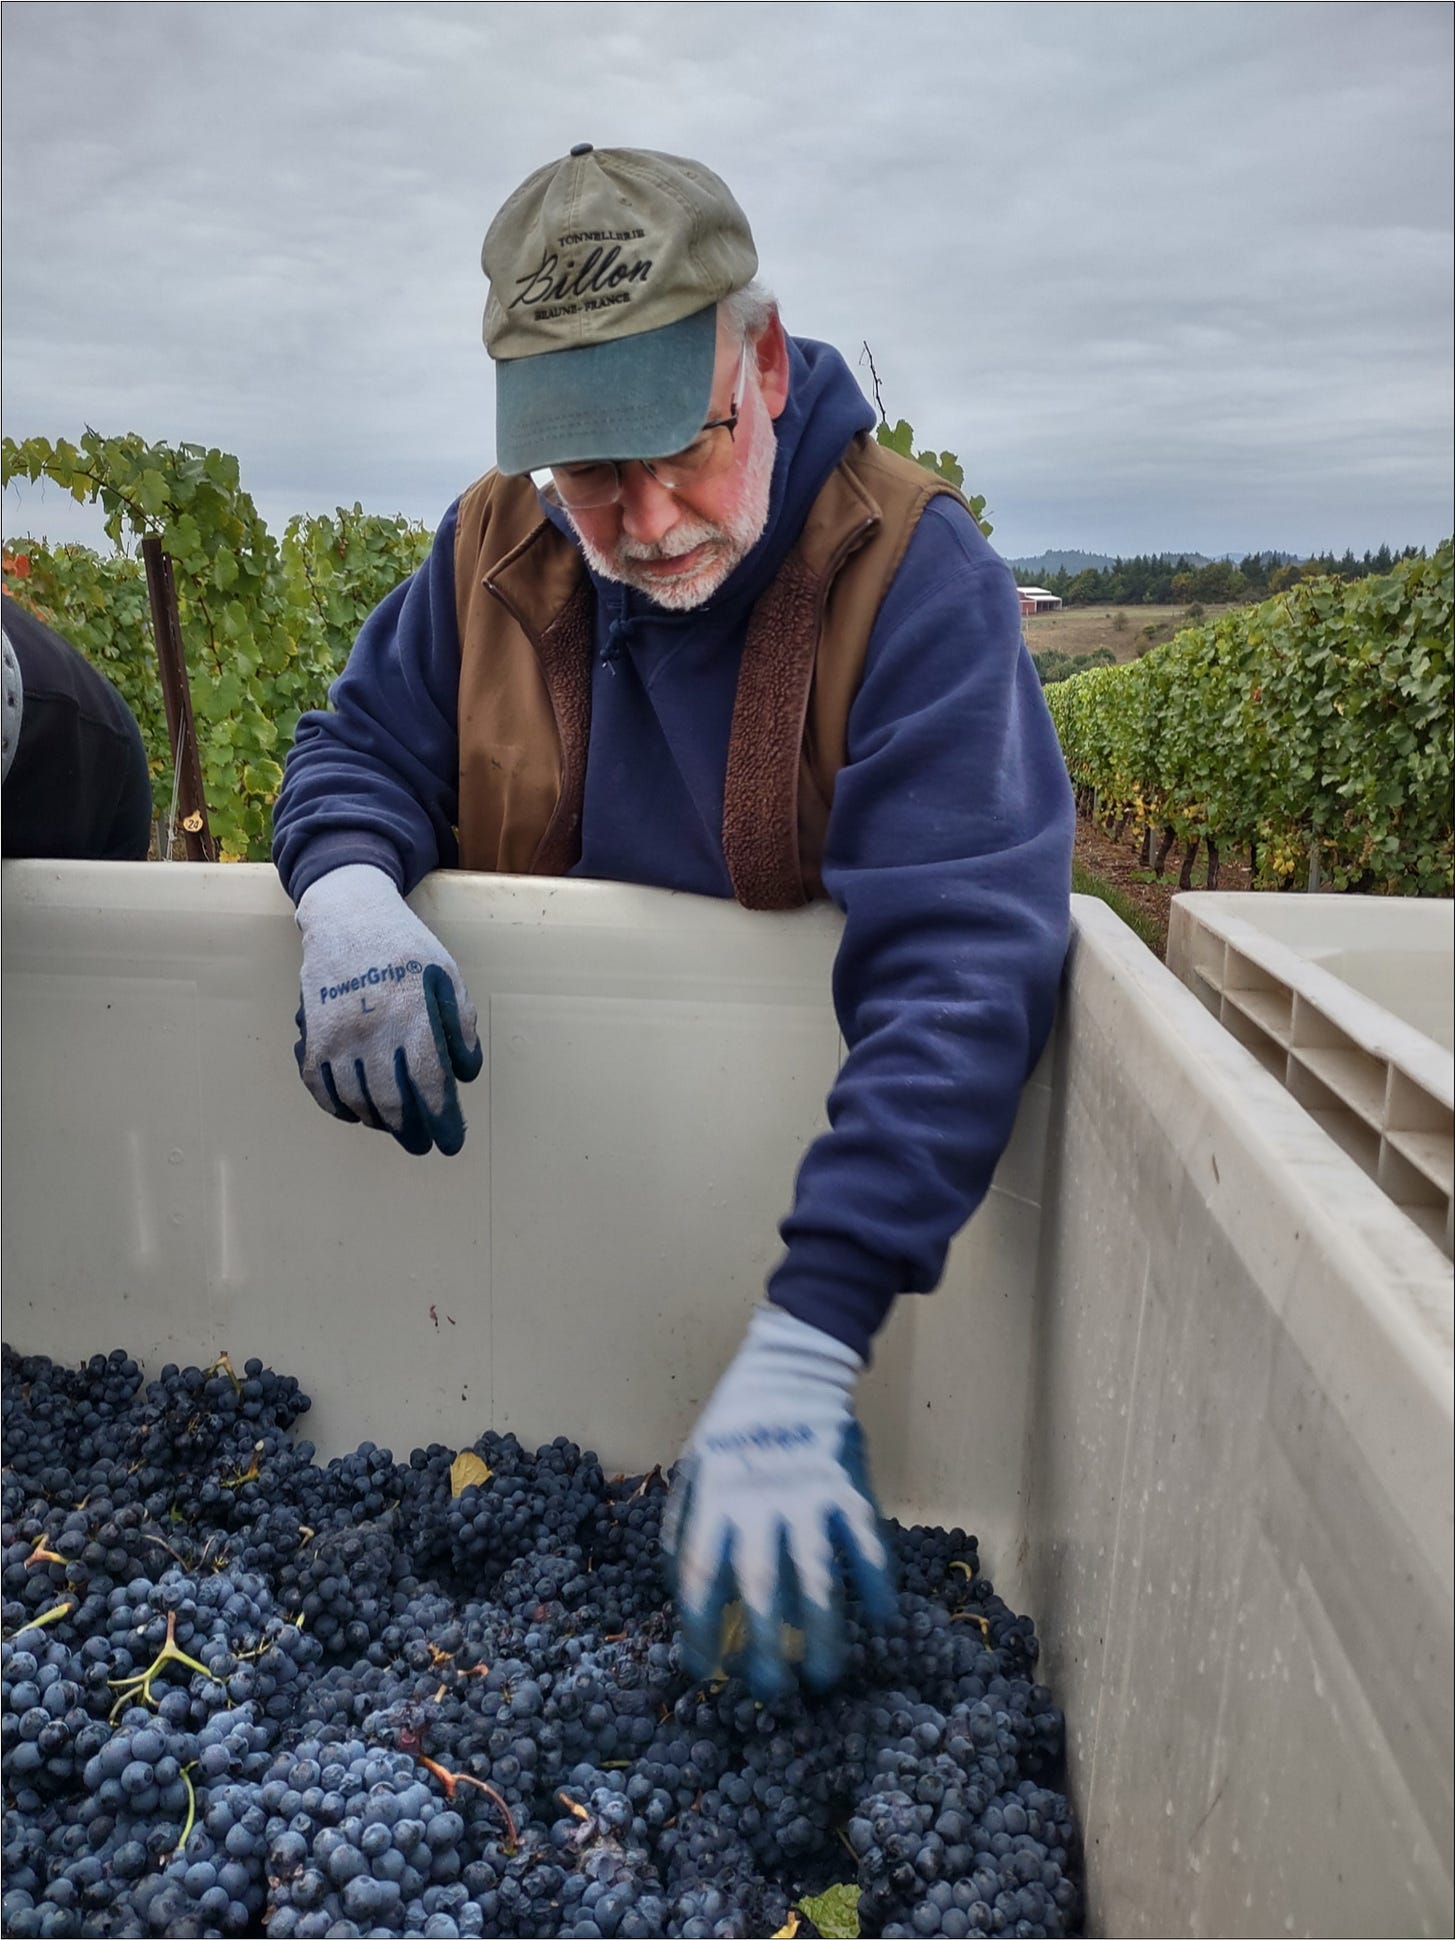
293, 864, 483, 1157
662, 1303, 896, 1699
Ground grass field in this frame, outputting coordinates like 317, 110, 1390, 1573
1021, 602, 1244, 664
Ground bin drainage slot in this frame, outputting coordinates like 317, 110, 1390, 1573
1383, 1126, 1455, 1199
1187, 964, 1224, 1019
1286, 1061, 1382, 1178
1218, 998, 1288, 1081
1287, 1043, 1389, 1131
1220, 983, 1293, 1049
1376, 1144, 1449, 1251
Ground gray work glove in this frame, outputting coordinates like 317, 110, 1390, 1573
293, 863, 482, 1156
661, 1303, 896, 1699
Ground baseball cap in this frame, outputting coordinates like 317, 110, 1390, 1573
482, 144, 758, 476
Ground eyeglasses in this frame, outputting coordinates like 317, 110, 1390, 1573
545, 344, 750, 511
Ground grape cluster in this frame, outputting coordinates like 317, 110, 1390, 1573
2, 1341, 1083, 1937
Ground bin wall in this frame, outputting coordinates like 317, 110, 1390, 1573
3, 863, 1451, 1938
1030, 901, 1453, 1938
0, 861, 1053, 1593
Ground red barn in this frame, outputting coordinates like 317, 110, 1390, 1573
1018, 586, 1063, 617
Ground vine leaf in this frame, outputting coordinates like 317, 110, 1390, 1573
0, 429, 430, 860
798, 1882, 860, 1938
449, 1451, 491, 1497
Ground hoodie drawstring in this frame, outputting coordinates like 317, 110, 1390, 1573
602, 612, 635, 671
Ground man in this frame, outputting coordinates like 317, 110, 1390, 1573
271, 145, 1074, 1700
2, 591, 153, 860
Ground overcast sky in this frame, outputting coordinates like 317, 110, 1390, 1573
2, 0, 1452, 563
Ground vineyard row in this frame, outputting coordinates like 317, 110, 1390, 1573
1045, 542, 1454, 899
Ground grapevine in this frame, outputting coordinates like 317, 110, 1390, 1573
2, 433, 430, 860
1047, 542, 1454, 896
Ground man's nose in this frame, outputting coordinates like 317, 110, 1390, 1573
616, 464, 681, 546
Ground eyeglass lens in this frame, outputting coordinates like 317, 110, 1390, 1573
547, 344, 749, 509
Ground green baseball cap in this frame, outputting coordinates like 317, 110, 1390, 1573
482, 144, 758, 476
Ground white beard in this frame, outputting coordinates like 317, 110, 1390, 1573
566, 382, 778, 612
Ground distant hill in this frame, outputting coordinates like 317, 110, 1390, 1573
1010, 547, 1212, 577
1009, 547, 1301, 578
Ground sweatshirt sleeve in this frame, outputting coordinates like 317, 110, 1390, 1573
767, 501, 1074, 1360
271, 501, 465, 903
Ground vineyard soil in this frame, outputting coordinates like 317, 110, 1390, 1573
1072, 811, 1255, 959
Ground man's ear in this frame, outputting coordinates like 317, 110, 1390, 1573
754, 310, 792, 421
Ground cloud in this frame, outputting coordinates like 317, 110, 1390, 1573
2, 0, 1450, 559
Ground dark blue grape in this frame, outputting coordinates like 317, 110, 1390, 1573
1, 1341, 1082, 1938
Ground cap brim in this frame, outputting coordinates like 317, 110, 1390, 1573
493, 303, 719, 476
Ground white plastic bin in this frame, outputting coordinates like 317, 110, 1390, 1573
1168, 893, 1454, 1254
3, 861, 1452, 1938
1170, 892, 1455, 1050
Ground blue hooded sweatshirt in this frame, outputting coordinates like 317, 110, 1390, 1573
273, 335, 1074, 1360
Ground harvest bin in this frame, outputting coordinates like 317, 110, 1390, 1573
2, 861, 1451, 1939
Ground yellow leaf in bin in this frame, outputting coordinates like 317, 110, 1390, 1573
719, 1601, 750, 1660
707, 1603, 805, 1685
772, 1916, 800, 1938
450, 1451, 492, 1497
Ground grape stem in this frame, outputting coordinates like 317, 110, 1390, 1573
416, 1753, 518, 1851
2, 1599, 73, 1641
106, 1610, 220, 1722
950, 1612, 993, 1644
166, 1764, 199, 1858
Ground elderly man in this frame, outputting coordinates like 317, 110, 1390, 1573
271, 145, 1074, 1700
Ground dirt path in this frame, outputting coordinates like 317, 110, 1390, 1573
1072, 812, 1256, 958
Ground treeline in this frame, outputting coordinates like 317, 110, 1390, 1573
1020, 545, 1430, 608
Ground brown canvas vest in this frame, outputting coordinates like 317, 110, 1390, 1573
453, 433, 967, 909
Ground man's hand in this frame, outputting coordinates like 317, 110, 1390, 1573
293, 864, 483, 1157
661, 1303, 896, 1700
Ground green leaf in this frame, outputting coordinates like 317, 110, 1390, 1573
172, 514, 205, 567
136, 469, 169, 517
242, 759, 284, 798
798, 1883, 859, 1939
875, 417, 914, 460
204, 448, 241, 491
932, 449, 964, 490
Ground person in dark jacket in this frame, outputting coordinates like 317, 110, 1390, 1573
1, 591, 152, 860
271, 145, 1075, 1700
